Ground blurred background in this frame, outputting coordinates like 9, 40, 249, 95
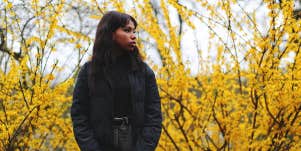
0, 0, 300, 150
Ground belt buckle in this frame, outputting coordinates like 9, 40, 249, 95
113, 116, 129, 126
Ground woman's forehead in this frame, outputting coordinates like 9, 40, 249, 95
123, 20, 136, 29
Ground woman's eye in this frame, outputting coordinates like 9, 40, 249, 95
124, 29, 130, 32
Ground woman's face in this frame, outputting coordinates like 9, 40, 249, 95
112, 20, 137, 52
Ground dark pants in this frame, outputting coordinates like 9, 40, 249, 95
112, 124, 133, 151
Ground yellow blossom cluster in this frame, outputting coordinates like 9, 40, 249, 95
1, 0, 300, 150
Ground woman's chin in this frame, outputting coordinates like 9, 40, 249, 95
127, 46, 136, 52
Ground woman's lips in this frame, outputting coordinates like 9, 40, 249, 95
130, 42, 136, 46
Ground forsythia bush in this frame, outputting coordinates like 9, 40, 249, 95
0, 57, 77, 150
0, 0, 300, 150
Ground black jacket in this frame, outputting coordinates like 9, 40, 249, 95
71, 61, 162, 151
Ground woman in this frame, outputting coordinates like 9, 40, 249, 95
71, 11, 162, 151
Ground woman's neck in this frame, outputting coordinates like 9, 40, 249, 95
111, 46, 128, 56
111, 47, 129, 63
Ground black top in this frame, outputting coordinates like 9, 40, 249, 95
110, 52, 132, 117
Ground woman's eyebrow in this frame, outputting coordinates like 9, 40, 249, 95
124, 25, 135, 30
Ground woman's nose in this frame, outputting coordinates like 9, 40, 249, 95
130, 33, 136, 40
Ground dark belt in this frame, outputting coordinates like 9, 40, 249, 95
112, 116, 130, 126
112, 116, 133, 150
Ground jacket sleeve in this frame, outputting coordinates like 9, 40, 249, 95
71, 62, 102, 151
135, 64, 163, 151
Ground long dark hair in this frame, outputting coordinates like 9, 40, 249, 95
88, 11, 144, 95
